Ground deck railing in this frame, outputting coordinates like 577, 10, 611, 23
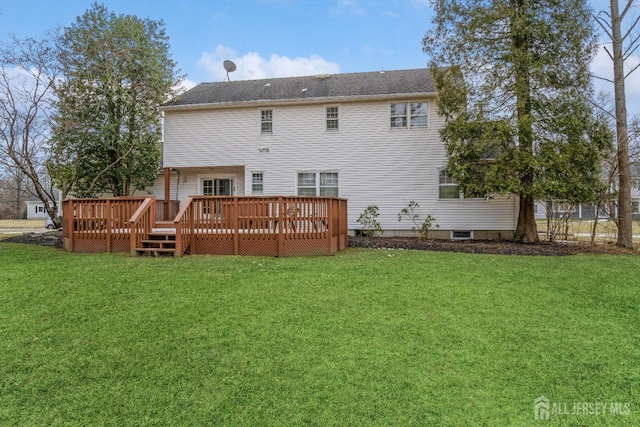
156, 199, 180, 222
63, 196, 347, 257
62, 197, 148, 253
129, 197, 156, 256
174, 196, 347, 257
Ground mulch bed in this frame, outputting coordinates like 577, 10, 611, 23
348, 236, 637, 256
2, 231, 636, 256
2, 231, 64, 248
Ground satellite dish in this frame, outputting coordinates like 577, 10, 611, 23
223, 60, 236, 82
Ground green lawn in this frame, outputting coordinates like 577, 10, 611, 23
1, 244, 638, 426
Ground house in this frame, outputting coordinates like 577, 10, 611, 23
535, 162, 640, 220
148, 68, 517, 240
25, 190, 62, 220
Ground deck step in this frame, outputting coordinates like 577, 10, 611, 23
140, 240, 176, 249
155, 221, 175, 228
136, 230, 177, 257
135, 247, 176, 257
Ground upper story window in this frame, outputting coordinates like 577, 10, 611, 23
390, 102, 428, 129
261, 109, 273, 134
251, 172, 264, 195
390, 103, 407, 128
410, 102, 428, 127
326, 106, 339, 131
297, 172, 339, 197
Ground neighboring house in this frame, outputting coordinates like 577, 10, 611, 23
148, 68, 517, 239
25, 190, 62, 219
535, 162, 640, 220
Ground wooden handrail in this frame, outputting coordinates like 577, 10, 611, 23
129, 197, 156, 256
174, 196, 194, 257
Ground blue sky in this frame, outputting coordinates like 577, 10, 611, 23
0, 0, 434, 88
0, 0, 637, 112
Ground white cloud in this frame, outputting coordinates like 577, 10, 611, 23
175, 78, 198, 93
196, 45, 340, 81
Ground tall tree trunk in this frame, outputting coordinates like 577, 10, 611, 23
515, 194, 538, 242
611, 0, 633, 248
512, 0, 538, 243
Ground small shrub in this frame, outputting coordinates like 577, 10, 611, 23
398, 201, 438, 240
357, 205, 383, 237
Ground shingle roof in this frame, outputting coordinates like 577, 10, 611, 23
27, 189, 60, 202
164, 68, 435, 107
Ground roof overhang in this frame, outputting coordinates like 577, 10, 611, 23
160, 91, 438, 112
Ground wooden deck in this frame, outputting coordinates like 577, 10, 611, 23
62, 196, 348, 257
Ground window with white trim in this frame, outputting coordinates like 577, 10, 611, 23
261, 109, 273, 134
326, 106, 339, 131
251, 172, 264, 195
297, 172, 339, 197
438, 170, 461, 199
438, 170, 484, 200
410, 102, 428, 127
390, 102, 428, 128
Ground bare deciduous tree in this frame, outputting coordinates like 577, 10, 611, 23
0, 164, 32, 219
0, 35, 61, 226
594, 0, 640, 247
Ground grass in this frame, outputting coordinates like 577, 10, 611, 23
1, 244, 638, 426
0, 219, 45, 228
536, 218, 640, 245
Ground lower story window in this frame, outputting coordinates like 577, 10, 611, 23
251, 172, 264, 195
438, 170, 460, 199
297, 172, 339, 197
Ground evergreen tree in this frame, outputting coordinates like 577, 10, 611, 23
424, 0, 609, 242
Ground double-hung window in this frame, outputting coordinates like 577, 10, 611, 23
297, 172, 339, 197
261, 109, 273, 134
410, 102, 428, 127
438, 170, 461, 199
390, 102, 428, 128
438, 170, 484, 200
390, 103, 407, 128
251, 172, 264, 195
326, 106, 339, 131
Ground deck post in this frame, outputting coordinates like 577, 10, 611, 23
189, 199, 195, 255
278, 196, 284, 257
106, 199, 112, 253
233, 197, 239, 255
65, 199, 74, 252
164, 168, 171, 221
327, 198, 333, 255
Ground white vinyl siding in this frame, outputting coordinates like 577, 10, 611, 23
161, 99, 516, 232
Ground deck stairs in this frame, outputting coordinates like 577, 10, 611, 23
135, 221, 177, 257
